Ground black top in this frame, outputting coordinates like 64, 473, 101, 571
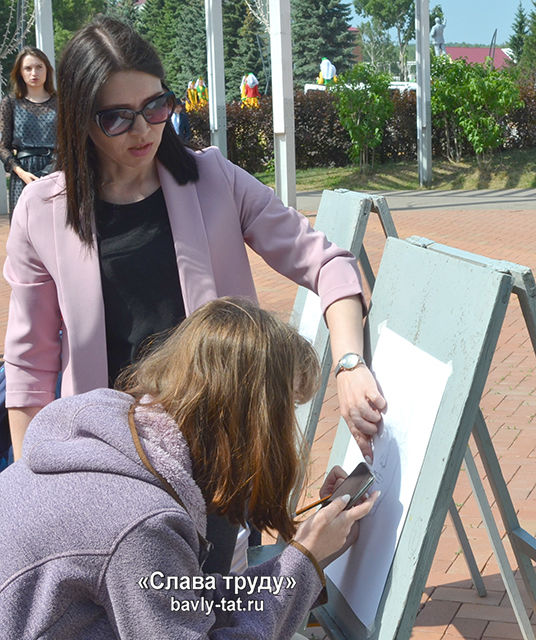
95, 188, 185, 386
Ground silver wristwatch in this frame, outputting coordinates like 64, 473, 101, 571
334, 352, 366, 376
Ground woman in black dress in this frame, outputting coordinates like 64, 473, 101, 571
0, 46, 57, 219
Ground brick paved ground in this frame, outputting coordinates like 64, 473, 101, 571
0, 197, 535, 639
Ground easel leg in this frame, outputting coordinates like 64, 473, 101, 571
358, 246, 376, 291
472, 410, 536, 611
464, 449, 535, 640
448, 499, 487, 597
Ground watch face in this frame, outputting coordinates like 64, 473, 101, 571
341, 353, 360, 369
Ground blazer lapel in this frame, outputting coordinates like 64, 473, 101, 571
157, 162, 217, 315
52, 188, 109, 392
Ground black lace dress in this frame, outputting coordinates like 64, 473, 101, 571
0, 94, 57, 215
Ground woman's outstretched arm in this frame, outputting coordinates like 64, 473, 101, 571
325, 295, 386, 460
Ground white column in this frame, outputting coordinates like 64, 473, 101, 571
205, 0, 227, 156
34, 0, 55, 71
415, 0, 432, 186
269, 0, 296, 208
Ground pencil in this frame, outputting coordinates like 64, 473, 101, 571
294, 493, 332, 516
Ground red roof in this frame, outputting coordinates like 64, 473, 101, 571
445, 47, 512, 69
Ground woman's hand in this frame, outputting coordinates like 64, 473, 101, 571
13, 166, 39, 185
294, 491, 379, 568
324, 296, 386, 461
336, 365, 386, 461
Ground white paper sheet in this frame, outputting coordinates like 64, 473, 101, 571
325, 325, 452, 629
298, 292, 322, 343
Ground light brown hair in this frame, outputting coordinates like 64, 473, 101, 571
118, 297, 320, 541
10, 46, 55, 99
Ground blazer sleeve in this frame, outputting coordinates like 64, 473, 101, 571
3, 188, 62, 408
101, 511, 323, 640
207, 148, 364, 314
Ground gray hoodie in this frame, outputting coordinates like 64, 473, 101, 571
0, 388, 323, 639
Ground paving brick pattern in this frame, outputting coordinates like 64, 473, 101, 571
0, 197, 534, 639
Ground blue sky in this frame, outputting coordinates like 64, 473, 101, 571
349, 0, 533, 46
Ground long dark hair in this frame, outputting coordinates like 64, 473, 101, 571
56, 16, 199, 247
118, 298, 321, 541
10, 46, 55, 99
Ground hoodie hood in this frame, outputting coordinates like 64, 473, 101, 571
22, 388, 206, 534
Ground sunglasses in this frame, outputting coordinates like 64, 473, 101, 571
94, 90, 176, 137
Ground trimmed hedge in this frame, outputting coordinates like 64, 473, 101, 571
188, 100, 272, 174
293, 91, 351, 168
379, 90, 417, 162
187, 87, 536, 173
187, 93, 350, 172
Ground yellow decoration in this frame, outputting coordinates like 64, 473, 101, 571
186, 81, 198, 112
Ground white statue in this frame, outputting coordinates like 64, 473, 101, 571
430, 17, 447, 56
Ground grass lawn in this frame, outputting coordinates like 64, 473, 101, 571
254, 148, 536, 192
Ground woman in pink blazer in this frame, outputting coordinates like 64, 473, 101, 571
4, 18, 385, 481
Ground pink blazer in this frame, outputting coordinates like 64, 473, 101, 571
4, 147, 362, 408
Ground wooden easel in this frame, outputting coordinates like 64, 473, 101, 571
285, 191, 535, 639
290, 190, 485, 597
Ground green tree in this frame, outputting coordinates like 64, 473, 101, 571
518, 1, 536, 84
52, 0, 107, 58
137, 0, 184, 90
429, 4, 444, 29
509, 2, 528, 63
357, 17, 397, 74
431, 55, 523, 162
354, 0, 414, 80
223, 0, 249, 99
173, 0, 207, 97
291, 0, 356, 89
106, 0, 140, 27
226, 7, 270, 101
332, 63, 393, 168
136, 0, 163, 44
430, 55, 468, 161
0, 0, 35, 92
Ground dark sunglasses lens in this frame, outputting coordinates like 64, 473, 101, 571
100, 110, 134, 136
143, 94, 173, 124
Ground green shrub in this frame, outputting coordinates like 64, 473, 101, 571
332, 64, 394, 169
431, 56, 523, 162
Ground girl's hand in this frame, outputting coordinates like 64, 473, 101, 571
319, 465, 347, 499
14, 166, 39, 184
294, 491, 379, 568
